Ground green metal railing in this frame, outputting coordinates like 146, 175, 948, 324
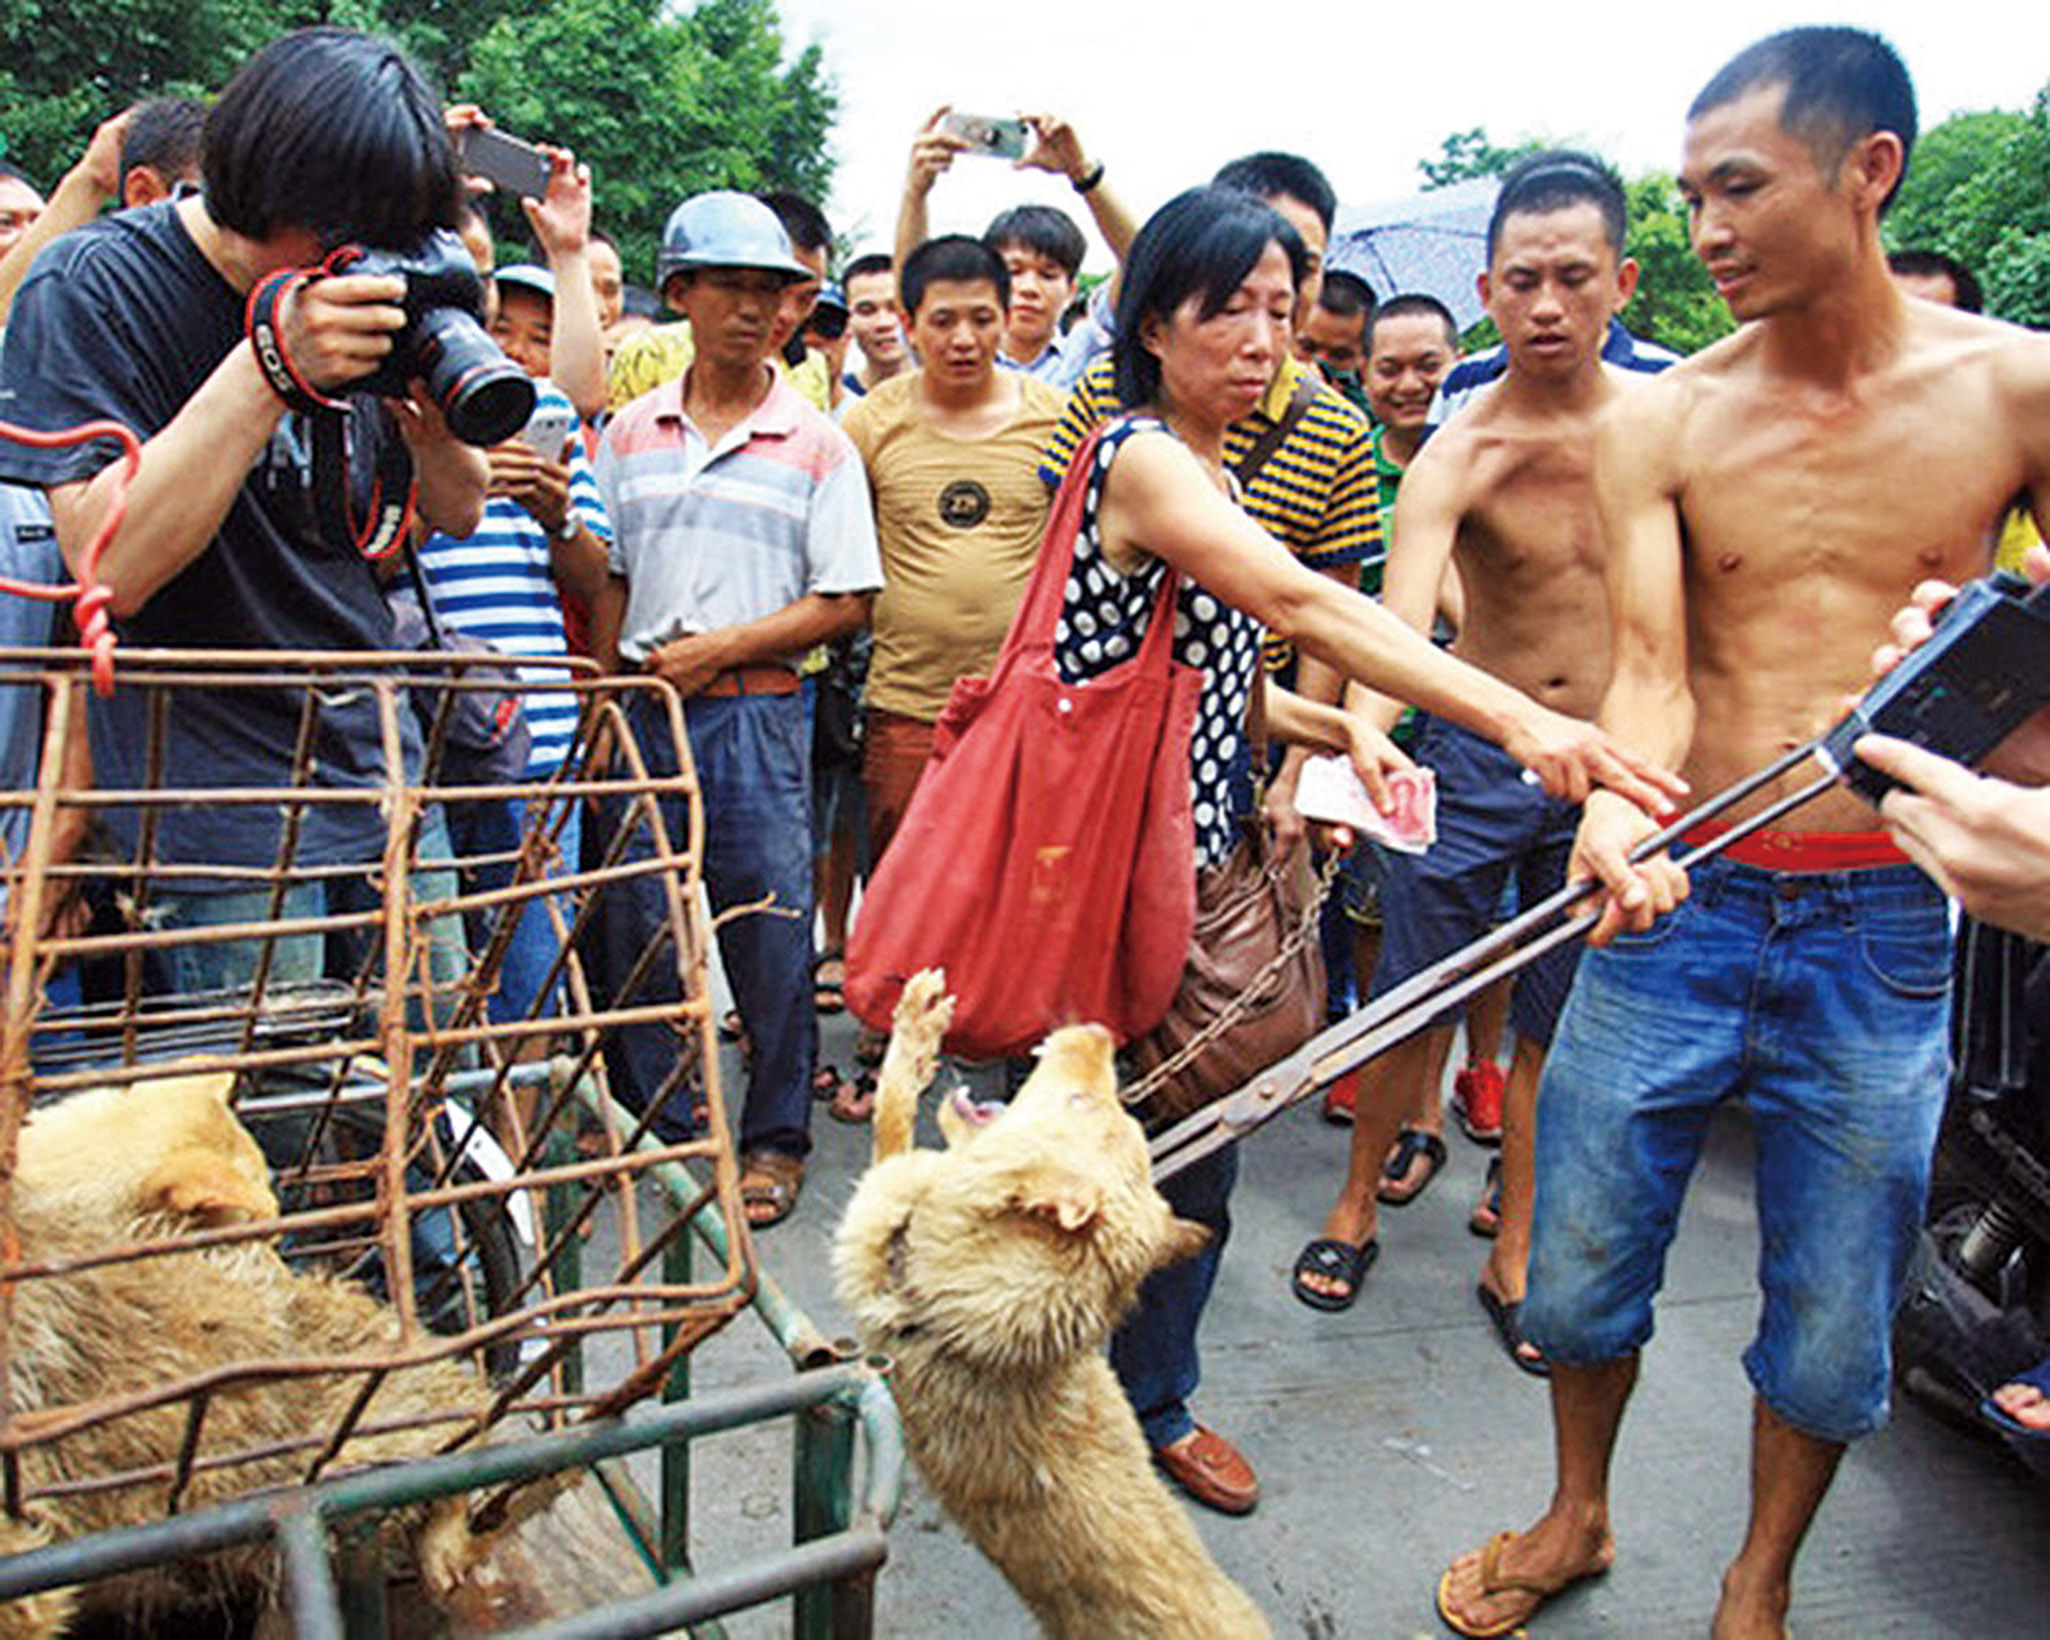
0, 1074, 905, 1636
0, 1362, 901, 1638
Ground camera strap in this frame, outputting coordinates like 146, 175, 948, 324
244, 263, 350, 418
310, 408, 417, 562
245, 253, 418, 560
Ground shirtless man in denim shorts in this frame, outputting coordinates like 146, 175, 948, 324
1438, 27, 2050, 1639
1296, 154, 1649, 1372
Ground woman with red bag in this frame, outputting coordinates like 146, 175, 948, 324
1084, 185, 1685, 1516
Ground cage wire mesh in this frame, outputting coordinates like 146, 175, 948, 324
0, 646, 753, 1534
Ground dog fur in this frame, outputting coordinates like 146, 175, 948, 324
834, 971, 1271, 1639
0, 1072, 499, 1636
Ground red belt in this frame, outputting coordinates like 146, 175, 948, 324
698, 665, 800, 698
1681, 822, 1909, 872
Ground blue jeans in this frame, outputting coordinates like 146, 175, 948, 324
601, 693, 815, 1157
1110, 1142, 1236, 1450
1524, 857, 1951, 1442
1371, 713, 1582, 1045
444, 793, 583, 1024
154, 809, 468, 1014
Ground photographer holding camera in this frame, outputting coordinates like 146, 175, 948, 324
0, 27, 498, 991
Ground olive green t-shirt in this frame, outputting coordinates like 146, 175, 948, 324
843, 372, 1064, 721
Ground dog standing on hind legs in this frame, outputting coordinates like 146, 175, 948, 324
835, 970, 1271, 1639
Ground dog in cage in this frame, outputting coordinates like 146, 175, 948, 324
833, 972, 1271, 1640
0, 1072, 502, 1636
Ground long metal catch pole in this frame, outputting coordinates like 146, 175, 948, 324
1151, 741, 1843, 1182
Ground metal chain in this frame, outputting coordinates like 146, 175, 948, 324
1123, 844, 1341, 1110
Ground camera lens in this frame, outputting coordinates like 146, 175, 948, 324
410, 309, 535, 445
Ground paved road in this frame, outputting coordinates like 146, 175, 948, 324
672, 1011, 2050, 1639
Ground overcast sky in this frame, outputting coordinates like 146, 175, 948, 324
770, 1, 2043, 274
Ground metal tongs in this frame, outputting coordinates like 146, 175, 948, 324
1151, 739, 1838, 1182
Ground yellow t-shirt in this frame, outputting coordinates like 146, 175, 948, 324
605, 321, 833, 415
844, 372, 1065, 721
1996, 505, 2043, 574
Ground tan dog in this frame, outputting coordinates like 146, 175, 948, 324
834, 972, 1271, 1639
0, 1072, 499, 1636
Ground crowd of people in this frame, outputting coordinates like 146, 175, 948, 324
3, 19, 2050, 1638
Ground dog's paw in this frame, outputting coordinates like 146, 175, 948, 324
892, 969, 955, 1050
415, 1499, 489, 1600
871, 970, 956, 1162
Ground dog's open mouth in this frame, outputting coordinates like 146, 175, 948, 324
947, 1085, 1004, 1128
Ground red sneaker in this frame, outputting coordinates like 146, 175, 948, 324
1321, 1070, 1358, 1125
1452, 1060, 1505, 1144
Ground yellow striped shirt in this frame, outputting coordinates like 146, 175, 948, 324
1039, 354, 1380, 672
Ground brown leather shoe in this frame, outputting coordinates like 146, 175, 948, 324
1152, 1424, 1259, 1515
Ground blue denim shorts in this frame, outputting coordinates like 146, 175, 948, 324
1369, 713, 1582, 1045
1523, 855, 1951, 1442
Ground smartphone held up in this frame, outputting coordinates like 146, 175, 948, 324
455, 125, 554, 200
941, 112, 1029, 161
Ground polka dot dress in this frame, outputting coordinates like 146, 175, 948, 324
1054, 416, 1263, 870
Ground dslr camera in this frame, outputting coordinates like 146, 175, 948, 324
335, 230, 534, 446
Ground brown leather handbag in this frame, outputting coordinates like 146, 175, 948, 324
1123, 820, 1329, 1127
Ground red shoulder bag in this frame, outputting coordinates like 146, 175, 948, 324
845, 426, 1200, 1059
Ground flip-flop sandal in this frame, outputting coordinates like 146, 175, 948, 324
829, 1067, 877, 1124
1477, 1282, 1550, 1377
1376, 1127, 1447, 1207
1468, 1156, 1503, 1238
814, 950, 846, 1015
854, 1027, 888, 1072
1435, 1529, 1607, 1638
1980, 1353, 2050, 1467
718, 1008, 745, 1043
1290, 1235, 1378, 1312
739, 1151, 805, 1230
811, 1063, 845, 1102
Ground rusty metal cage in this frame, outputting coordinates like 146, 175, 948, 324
0, 645, 758, 1569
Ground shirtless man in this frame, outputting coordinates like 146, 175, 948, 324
1295, 156, 1644, 1367
1436, 28, 2050, 1639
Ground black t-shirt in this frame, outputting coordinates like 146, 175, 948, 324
0, 203, 419, 868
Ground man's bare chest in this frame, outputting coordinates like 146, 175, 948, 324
1460, 438, 1607, 581
1679, 391, 2014, 588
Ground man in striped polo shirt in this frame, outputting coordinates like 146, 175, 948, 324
593, 191, 881, 1229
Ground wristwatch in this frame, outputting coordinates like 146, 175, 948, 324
554, 513, 580, 541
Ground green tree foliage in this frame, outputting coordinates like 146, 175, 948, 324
0, 0, 283, 183
1619, 173, 1732, 356
0, 0, 836, 299
1417, 127, 1543, 190
459, 0, 836, 287
1887, 87, 2050, 328
1884, 108, 2028, 254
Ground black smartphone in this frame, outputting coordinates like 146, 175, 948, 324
455, 125, 554, 200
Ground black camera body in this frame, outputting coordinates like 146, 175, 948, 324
1821, 571, 2050, 801
339, 231, 534, 446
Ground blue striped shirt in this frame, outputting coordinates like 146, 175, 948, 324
1431, 318, 1680, 424
415, 384, 611, 777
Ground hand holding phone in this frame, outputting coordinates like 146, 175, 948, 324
940, 112, 1029, 162
515, 401, 577, 465
455, 124, 554, 200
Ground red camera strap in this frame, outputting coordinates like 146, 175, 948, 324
245, 249, 417, 562
243, 261, 350, 418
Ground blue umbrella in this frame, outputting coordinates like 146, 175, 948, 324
1328, 177, 1499, 334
